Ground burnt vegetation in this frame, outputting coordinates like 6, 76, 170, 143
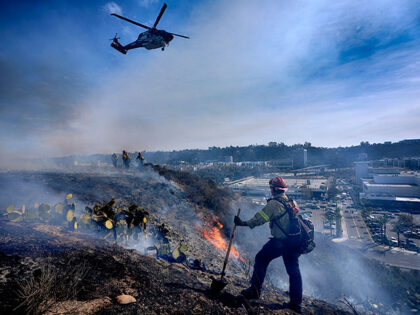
0, 221, 351, 315
14, 259, 89, 314
150, 164, 234, 227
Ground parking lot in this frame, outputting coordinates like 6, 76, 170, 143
369, 212, 420, 250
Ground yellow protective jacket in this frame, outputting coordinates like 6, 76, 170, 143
245, 194, 295, 240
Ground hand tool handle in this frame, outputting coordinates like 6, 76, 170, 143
221, 208, 241, 279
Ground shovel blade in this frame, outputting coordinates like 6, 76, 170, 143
210, 277, 228, 293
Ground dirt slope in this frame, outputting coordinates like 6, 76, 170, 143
0, 221, 351, 314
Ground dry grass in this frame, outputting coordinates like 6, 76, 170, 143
14, 259, 89, 314
339, 297, 359, 315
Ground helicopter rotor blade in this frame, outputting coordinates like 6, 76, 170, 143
153, 3, 167, 28
109, 33, 120, 41
169, 32, 190, 39
111, 13, 151, 30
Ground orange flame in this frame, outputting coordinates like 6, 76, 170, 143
199, 219, 246, 265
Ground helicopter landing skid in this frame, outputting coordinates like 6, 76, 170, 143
111, 42, 127, 55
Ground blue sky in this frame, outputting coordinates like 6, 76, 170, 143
0, 0, 420, 163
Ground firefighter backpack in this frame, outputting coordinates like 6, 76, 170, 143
270, 197, 316, 254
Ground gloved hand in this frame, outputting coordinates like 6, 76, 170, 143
234, 215, 248, 226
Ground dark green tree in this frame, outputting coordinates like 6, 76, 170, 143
335, 207, 342, 237
377, 215, 390, 238
323, 211, 335, 236
392, 214, 414, 246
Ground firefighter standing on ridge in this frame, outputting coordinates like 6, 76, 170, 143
122, 150, 130, 169
111, 153, 118, 168
234, 177, 303, 313
136, 151, 145, 168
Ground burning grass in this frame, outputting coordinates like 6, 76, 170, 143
197, 214, 246, 265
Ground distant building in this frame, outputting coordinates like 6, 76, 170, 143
293, 149, 307, 169
267, 159, 293, 168
403, 157, 420, 169
360, 172, 420, 212
355, 161, 369, 185
378, 157, 420, 170
227, 174, 327, 199
355, 161, 401, 185
268, 142, 277, 147
363, 174, 420, 197
357, 153, 368, 161
224, 156, 233, 163
398, 139, 420, 144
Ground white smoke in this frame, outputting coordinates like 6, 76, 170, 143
137, 0, 159, 8
104, 2, 122, 15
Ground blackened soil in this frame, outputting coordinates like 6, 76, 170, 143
0, 221, 351, 314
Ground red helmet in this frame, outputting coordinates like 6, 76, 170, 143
269, 177, 287, 191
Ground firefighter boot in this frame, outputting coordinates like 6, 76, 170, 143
240, 286, 259, 300
284, 302, 302, 314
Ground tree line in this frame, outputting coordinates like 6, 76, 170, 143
143, 141, 420, 167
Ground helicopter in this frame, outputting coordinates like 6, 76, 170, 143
110, 3, 189, 54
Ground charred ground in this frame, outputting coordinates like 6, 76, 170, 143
0, 168, 354, 314
0, 220, 351, 315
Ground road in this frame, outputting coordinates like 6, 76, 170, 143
310, 197, 375, 245
343, 211, 372, 245
362, 245, 420, 270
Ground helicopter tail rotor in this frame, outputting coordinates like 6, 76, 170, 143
109, 33, 120, 41
111, 41, 127, 54
110, 33, 127, 54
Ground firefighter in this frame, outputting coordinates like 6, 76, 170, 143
91, 199, 117, 238
234, 177, 303, 313
111, 153, 118, 168
125, 205, 149, 241
134, 206, 149, 239
154, 223, 169, 242
80, 206, 94, 230
145, 223, 172, 260
115, 207, 129, 243
155, 223, 171, 258
63, 194, 76, 228
38, 203, 51, 222
186, 258, 205, 271
122, 150, 130, 169
172, 243, 188, 263
136, 151, 145, 168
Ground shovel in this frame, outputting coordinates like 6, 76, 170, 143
210, 208, 241, 294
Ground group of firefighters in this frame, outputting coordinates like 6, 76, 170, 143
112, 150, 145, 169
2, 194, 192, 264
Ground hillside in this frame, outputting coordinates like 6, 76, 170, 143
1, 167, 418, 314
0, 168, 357, 314
0, 220, 351, 314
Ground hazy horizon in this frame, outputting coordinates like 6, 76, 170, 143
1, 0, 420, 165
